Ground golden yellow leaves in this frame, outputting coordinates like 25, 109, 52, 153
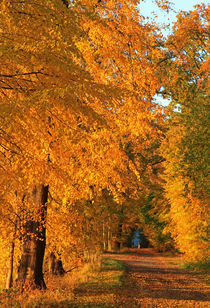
0, 0, 190, 277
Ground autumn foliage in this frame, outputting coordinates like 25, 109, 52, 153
160, 4, 209, 261
0, 0, 209, 290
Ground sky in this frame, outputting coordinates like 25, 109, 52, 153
139, 0, 208, 35
139, 0, 208, 106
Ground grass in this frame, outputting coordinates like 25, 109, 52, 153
183, 260, 210, 274
0, 257, 125, 307
72, 258, 125, 307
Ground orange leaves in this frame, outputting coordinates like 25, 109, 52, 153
169, 4, 208, 65
153, 0, 173, 13
0, 0, 179, 276
155, 3, 210, 261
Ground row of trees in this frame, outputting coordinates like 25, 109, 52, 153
0, 0, 208, 289
161, 5, 209, 261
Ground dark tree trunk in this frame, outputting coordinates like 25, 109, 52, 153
6, 218, 17, 289
6, 240, 15, 289
118, 223, 123, 249
16, 184, 48, 289
111, 223, 123, 250
49, 252, 65, 276
111, 239, 120, 250
54, 259, 65, 276
107, 227, 112, 251
6, 193, 24, 288
107, 230, 120, 251
102, 223, 107, 251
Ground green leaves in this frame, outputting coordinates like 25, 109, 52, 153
160, 4, 209, 261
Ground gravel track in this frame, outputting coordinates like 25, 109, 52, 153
105, 248, 210, 308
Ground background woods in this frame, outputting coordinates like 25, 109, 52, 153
0, 0, 209, 290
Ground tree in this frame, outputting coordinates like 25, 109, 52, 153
16, 185, 48, 289
160, 4, 209, 261
0, 0, 171, 288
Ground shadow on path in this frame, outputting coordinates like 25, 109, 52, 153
106, 248, 210, 307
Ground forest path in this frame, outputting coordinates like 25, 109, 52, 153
105, 248, 210, 307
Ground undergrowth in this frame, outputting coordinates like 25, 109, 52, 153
183, 259, 210, 274
0, 257, 125, 307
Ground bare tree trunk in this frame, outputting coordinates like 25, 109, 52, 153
16, 184, 48, 289
6, 234, 16, 289
49, 252, 65, 276
102, 223, 106, 251
119, 223, 123, 250
6, 213, 19, 289
54, 259, 65, 276
111, 239, 120, 250
109, 223, 122, 251
107, 227, 112, 251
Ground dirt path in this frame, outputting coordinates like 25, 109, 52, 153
105, 248, 210, 308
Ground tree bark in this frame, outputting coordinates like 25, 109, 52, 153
111, 239, 120, 250
16, 184, 48, 289
6, 193, 22, 288
49, 252, 65, 276
102, 223, 107, 251
5, 236, 16, 289
107, 227, 112, 251
111, 223, 122, 250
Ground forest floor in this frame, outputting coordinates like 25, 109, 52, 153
0, 248, 209, 307
105, 248, 210, 307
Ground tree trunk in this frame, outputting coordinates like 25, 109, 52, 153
107, 227, 112, 251
102, 223, 106, 251
16, 184, 48, 289
111, 223, 122, 250
111, 239, 120, 250
119, 223, 123, 250
6, 193, 19, 288
6, 237, 15, 289
49, 252, 65, 276
54, 259, 65, 276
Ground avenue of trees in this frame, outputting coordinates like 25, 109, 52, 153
0, 0, 209, 289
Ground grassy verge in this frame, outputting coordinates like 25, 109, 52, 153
183, 260, 210, 274
73, 258, 125, 307
0, 258, 125, 307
